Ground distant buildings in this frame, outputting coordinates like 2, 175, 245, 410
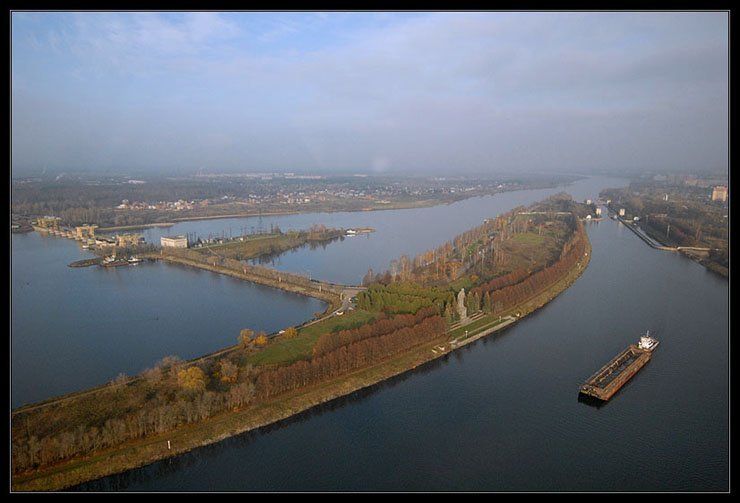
712, 186, 728, 202
75, 225, 98, 240
161, 235, 188, 248
34, 216, 61, 229
116, 233, 143, 247
619, 208, 626, 217
95, 236, 117, 248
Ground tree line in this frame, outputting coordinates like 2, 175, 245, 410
313, 306, 440, 358
256, 315, 447, 400
355, 282, 453, 314
12, 355, 256, 475
471, 219, 587, 314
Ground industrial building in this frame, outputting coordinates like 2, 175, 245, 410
161, 235, 189, 248
75, 225, 98, 241
116, 233, 144, 247
34, 216, 61, 229
712, 186, 728, 202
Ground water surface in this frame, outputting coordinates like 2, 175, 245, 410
69, 177, 728, 491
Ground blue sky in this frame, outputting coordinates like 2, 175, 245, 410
12, 11, 729, 175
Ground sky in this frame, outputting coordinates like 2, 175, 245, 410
11, 11, 729, 176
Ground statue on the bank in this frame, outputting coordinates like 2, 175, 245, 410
457, 288, 468, 320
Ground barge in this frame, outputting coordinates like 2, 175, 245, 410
579, 332, 659, 401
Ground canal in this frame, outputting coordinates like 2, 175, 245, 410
12, 176, 615, 407
12, 176, 728, 490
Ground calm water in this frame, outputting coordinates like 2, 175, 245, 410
12, 176, 615, 408
12, 177, 729, 490
11, 236, 326, 407
135, 177, 621, 285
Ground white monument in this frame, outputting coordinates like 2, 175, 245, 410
457, 288, 468, 320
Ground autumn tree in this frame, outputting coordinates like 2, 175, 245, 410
218, 360, 238, 383
239, 328, 255, 349
283, 327, 298, 339
177, 366, 207, 392
254, 332, 269, 347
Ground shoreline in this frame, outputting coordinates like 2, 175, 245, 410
12, 229, 591, 491
93, 182, 578, 228
146, 254, 345, 305
96, 222, 176, 232
613, 214, 727, 278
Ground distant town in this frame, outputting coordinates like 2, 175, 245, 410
11, 172, 579, 231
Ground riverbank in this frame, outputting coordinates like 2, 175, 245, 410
144, 253, 343, 309
97, 222, 175, 232
12, 228, 591, 491
614, 214, 727, 278
124, 183, 580, 226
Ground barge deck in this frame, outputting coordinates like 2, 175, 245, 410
579, 345, 652, 401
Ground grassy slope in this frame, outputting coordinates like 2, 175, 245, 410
247, 309, 379, 366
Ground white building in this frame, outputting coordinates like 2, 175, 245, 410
619, 208, 626, 217
161, 235, 188, 248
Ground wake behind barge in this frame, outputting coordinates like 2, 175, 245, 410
580, 333, 659, 401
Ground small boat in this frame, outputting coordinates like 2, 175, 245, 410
127, 256, 143, 265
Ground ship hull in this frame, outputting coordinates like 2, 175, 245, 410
579, 344, 653, 401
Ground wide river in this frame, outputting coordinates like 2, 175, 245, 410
12, 177, 728, 490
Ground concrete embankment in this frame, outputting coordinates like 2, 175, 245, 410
615, 215, 675, 250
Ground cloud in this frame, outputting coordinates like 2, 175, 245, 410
11, 12, 729, 174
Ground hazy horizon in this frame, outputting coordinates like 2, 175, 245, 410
12, 11, 729, 176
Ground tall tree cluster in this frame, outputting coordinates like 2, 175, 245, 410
256, 316, 447, 400
313, 306, 439, 357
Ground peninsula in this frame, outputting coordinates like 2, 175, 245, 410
11, 194, 594, 491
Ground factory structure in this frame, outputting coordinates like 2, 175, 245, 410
161, 235, 189, 248
712, 185, 728, 202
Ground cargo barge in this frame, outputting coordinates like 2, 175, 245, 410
580, 332, 659, 401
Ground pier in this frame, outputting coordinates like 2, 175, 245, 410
614, 214, 712, 256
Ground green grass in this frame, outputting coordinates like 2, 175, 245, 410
510, 232, 548, 245
246, 309, 379, 366
199, 233, 281, 250
447, 276, 475, 292
448, 314, 499, 339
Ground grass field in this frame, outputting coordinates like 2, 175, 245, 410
448, 314, 494, 339
247, 309, 379, 366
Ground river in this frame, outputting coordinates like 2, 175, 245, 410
12, 176, 728, 490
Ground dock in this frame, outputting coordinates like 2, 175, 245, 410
579, 345, 652, 401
